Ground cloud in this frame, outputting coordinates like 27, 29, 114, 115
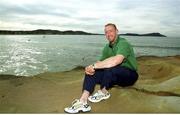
0, 0, 180, 36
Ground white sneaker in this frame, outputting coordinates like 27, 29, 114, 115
64, 99, 91, 114
88, 90, 110, 103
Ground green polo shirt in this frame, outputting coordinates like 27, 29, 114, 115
99, 36, 138, 71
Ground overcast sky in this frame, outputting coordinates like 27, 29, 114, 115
0, 0, 180, 37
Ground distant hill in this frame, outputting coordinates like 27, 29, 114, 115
0, 29, 166, 37
0, 29, 99, 35
120, 32, 166, 37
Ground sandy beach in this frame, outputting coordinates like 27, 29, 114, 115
0, 56, 180, 113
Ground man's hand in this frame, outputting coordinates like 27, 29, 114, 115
85, 65, 95, 75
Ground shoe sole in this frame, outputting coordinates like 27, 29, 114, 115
64, 108, 91, 114
64, 110, 91, 114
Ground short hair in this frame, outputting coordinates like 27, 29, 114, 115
105, 23, 117, 30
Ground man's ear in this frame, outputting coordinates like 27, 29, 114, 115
116, 29, 119, 33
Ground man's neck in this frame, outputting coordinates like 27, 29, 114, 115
109, 35, 118, 45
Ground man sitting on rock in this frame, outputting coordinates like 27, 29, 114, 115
64, 23, 139, 113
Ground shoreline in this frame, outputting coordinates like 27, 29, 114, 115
0, 55, 180, 113
0, 55, 180, 78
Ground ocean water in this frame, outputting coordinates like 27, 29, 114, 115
0, 35, 180, 76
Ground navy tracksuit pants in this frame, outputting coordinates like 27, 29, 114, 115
82, 65, 138, 94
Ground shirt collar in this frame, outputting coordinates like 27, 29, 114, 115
109, 36, 120, 48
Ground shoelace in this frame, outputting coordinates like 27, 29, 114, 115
92, 91, 105, 99
72, 99, 79, 105
68, 99, 79, 109
71, 99, 88, 110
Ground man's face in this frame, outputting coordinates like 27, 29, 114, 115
104, 25, 118, 43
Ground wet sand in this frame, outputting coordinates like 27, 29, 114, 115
0, 56, 180, 113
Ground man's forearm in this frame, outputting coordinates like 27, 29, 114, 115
94, 55, 124, 69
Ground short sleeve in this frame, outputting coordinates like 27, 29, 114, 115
116, 41, 130, 58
